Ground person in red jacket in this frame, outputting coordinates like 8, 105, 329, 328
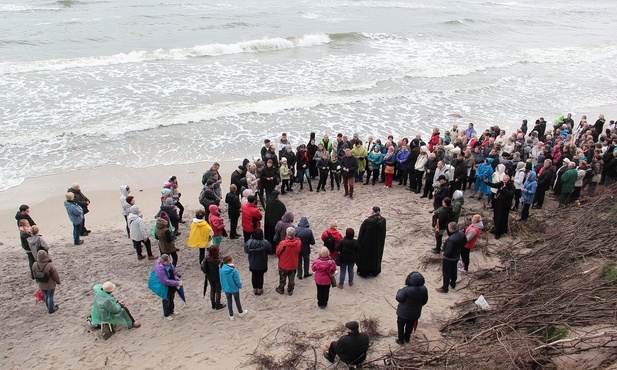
275, 227, 302, 296
320, 221, 344, 260
459, 214, 484, 274
241, 195, 262, 243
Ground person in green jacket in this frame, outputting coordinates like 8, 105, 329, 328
351, 140, 369, 183
558, 162, 578, 208
91, 282, 141, 329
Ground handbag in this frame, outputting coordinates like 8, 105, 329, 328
385, 165, 395, 174
330, 274, 337, 287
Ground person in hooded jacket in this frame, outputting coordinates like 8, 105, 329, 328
312, 247, 337, 309
335, 228, 359, 288
152, 254, 182, 320
489, 163, 507, 205
199, 179, 220, 221
19, 219, 35, 279
27, 225, 50, 258
295, 216, 315, 280
15, 204, 36, 228
321, 221, 344, 261
533, 159, 555, 209
451, 190, 465, 224
32, 250, 61, 314
91, 281, 140, 329
264, 191, 286, 246
274, 210, 295, 245
244, 228, 273, 295
128, 205, 157, 261
160, 197, 180, 236
520, 171, 537, 221
395, 271, 428, 344
356, 206, 387, 277
484, 174, 515, 239
260, 159, 279, 201
459, 214, 484, 274
120, 185, 131, 237
67, 183, 91, 236
203, 245, 226, 310
472, 158, 494, 200
220, 255, 249, 320
275, 227, 302, 295
436, 223, 466, 293
208, 205, 225, 246
512, 162, 526, 211
187, 209, 213, 265
155, 211, 178, 266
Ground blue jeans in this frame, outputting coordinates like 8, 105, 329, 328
297, 168, 311, 189
338, 263, 355, 286
42, 289, 56, 313
225, 292, 243, 317
72, 223, 82, 244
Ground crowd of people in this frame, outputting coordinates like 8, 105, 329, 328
14, 112, 617, 364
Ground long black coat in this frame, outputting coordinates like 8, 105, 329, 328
264, 199, 286, 246
356, 214, 387, 277
486, 180, 514, 235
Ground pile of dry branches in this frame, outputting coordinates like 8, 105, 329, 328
375, 188, 617, 369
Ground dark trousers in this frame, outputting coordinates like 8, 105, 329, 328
81, 217, 88, 234
330, 172, 340, 189
460, 247, 470, 272
297, 254, 310, 278
132, 238, 153, 257
72, 223, 82, 244
208, 280, 222, 308
534, 188, 546, 207
328, 341, 366, 365
435, 230, 445, 252
521, 203, 531, 220
243, 230, 253, 244
413, 170, 424, 192
278, 268, 295, 293
225, 292, 243, 316
176, 201, 184, 219
408, 169, 416, 189
365, 168, 379, 184
423, 176, 434, 197
228, 212, 239, 238
397, 317, 417, 342
513, 189, 522, 209
442, 259, 458, 292
199, 248, 206, 265
559, 192, 573, 207
26, 252, 36, 279
162, 287, 176, 317
250, 268, 266, 289
316, 283, 331, 308
281, 179, 289, 193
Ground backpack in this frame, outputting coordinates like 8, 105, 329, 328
324, 231, 335, 252
34, 262, 50, 283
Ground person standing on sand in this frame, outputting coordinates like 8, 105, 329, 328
208, 205, 225, 247
67, 183, 91, 236
32, 250, 61, 314
242, 195, 263, 243
120, 186, 132, 237
341, 148, 359, 199
295, 216, 315, 280
225, 184, 241, 239
264, 191, 286, 247
91, 282, 141, 329
169, 176, 185, 221
356, 206, 387, 278
395, 271, 428, 345
187, 209, 213, 265
155, 212, 178, 267
220, 255, 249, 320
244, 228, 273, 296
275, 227, 302, 296
436, 222, 466, 294
19, 219, 35, 279
459, 214, 484, 274
64, 192, 84, 245
128, 205, 157, 261
27, 225, 50, 258
150, 254, 182, 320
334, 227, 359, 288
15, 204, 36, 227
202, 245, 226, 310
312, 247, 336, 309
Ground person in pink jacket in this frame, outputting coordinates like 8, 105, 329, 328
208, 205, 225, 246
311, 247, 337, 309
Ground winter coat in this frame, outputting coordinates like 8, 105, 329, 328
187, 219, 212, 248
334, 236, 359, 264
32, 250, 60, 290
260, 165, 278, 191
219, 263, 242, 293
225, 192, 241, 217
367, 150, 383, 171
67, 187, 90, 213
198, 186, 219, 210
64, 200, 84, 225
491, 164, 506, 194
120, 185, 130, 216
295, 217, 315, 256
395, 149, 410, 170
396, 272, 429, 321
451, 197, 464, 224
464, 221, 484, 249
351, 146, 369, 172
340, 154, 359, 178
443, 230, 466, 261
513, 168, 526, 190
208, 205, 224, 237
560, 168, 578, 193
241, 202, 262, 234
203, 258, 222, 286
475, 159, 494, 195
274, 211, 295, 243
537, 166, 556, 191
90, 284, 132, 327
432, 206, 453, 231
521, 171, 537, 205
357, 213, 387, 276
276, 237, 302, 271
311, 257, 336, 286
27, 234, 49, 257
155, 218, 176, 254
279, 164, 290, 180
128, 209, 148, 241
154, 259, 180, 288
244, 238, 273, 271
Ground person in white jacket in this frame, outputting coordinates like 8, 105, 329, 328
128, 205, 157, 261
512, 162, 526, 211
120, 185, 131, 238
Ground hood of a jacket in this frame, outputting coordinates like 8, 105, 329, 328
120, 185, 129, 197
496, 163, 506, 174
209, 205, 220, 217
129, 205, 140, 215
472, 221, 484, 229
297, 216, 309, 228
527, 171, 537, 182
37, 249, 50, 263
192, 219, 210, 229
406, 272, 425, 286
219, 263, 234, 278
156, 217, 169, 229
281, 210, 294, 223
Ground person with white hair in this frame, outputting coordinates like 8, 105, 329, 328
128, 205, 157, 260
67, 183, 91, 236
64, 192, 84, 245
91, 281, 140, 329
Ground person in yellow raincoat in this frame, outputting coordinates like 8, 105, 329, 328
187, 209, 213, 265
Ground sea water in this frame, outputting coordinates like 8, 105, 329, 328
1, 0, 616, 191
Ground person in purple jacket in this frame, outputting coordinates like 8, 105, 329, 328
154, 254, 182, 320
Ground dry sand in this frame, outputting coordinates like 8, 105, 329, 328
0, 162, 500, 369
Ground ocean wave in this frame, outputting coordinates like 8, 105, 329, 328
0, 4, 61, 12
0, 34, 331, 74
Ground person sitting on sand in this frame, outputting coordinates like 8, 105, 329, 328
323, 321, 369, 367
91, 281, 141, 329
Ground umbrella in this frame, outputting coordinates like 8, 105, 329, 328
177, 285, 187, 304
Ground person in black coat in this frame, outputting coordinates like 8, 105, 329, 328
405, 139, 421, 191
160, 198, 180, 236
264, 191, 286, 248
260, 159, 278, 201
484, 175, 515, 239
450, 153, 467, 195
243, 228, 273, 295
225, 184, 241, 239
395, 272, 428, 344
533, 159, 555, 209
199, 179, 220, 220
356, 206, 387, 277
340, 148, 359, 199
323, 321, 370, 367
335, 228, 359, 287
436, 223, 466, 293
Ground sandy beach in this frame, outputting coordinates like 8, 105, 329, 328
0, 160, 504, 369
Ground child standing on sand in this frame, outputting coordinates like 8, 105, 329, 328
219, 255, 249, 320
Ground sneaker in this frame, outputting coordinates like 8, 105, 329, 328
165, 316, 174, 321
229, 315, 235, 321
238, 310, 249, 318
431, 248, 441, 254
172, 311, 179, 316
215, 304, 227, 310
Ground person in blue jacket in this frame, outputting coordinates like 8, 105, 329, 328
472, 158, 494, 200
395, 272, 428, 344
365, 146, 383, 185
395, 144, 410, 185
220, 255, 249, 320
520, 170, 537, 221
149, 254, 182, 320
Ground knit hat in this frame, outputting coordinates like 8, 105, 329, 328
102, 282, 116, 293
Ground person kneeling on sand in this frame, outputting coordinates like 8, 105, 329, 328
91, 281, 141, 329
323, 321, 369, 367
